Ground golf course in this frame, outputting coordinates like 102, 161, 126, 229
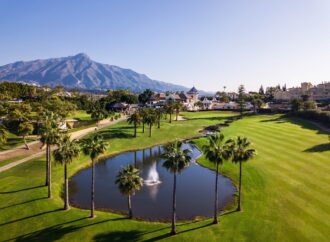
0, 111, 329, 241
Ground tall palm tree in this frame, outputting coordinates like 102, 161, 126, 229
162, 140, 192, 235
127, 111, 141, 137
174, 101, 183, 121
164, 101, 174, 123
53, 134, 80, 210
139, 108, 148, 133
144, 109, 156, 137
40, 111, 61, 198
0, 125, 8, 145
155, 108, 163, 128
232, 136, 256, 211
80, 135, 108, 218
18, 120, 34, 150
115, 164, 143, 219
203, 132, 233, 224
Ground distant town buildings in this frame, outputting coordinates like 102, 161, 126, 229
274, 82, 330, 101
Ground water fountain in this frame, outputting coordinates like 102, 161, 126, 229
144, 162, 161, 186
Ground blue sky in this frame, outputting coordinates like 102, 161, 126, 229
1, 0, 330, 92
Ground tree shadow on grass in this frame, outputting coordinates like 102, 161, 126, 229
97, 128, 133, 140
93, 230, 142, 242
259, 115, 329, 135
0, 185, 44, 194
0, 196, 47, 210
304, 143, 330, 153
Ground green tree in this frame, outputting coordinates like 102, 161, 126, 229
138, 89, 154, 106
139, 108, 148, 133
173, 101, 183, 121
290, 98, 303, 113
304, 101, 317, 111
231, 136, 256, 211
115, 164, 143, 219
164, 101, 174, 123
127, 111, 141, 137
80, 135, 108, 218
40, 111, 61, 198
18, 121, 34, 150
251, 94, 264, 114
53, 135, 80, 210
203, 132, 233, 224
155, 108, 163, 128
144, 109, 157, 137
87, 101, 109, 127
238, 85, 246, 116
162, 140, 192, 235
0, 125, 8, 145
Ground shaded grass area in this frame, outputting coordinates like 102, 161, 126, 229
0, 112, 329, 241
0, 132, 36, 151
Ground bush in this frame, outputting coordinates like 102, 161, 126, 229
295, 110, 330, 128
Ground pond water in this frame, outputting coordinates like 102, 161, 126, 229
69, 143, 236, 221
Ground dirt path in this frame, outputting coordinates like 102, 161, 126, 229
0, 116, 127, 172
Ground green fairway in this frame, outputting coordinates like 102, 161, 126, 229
67, 110, 92, 121
0, 112, 329, 241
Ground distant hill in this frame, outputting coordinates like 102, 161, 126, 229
0, 53, 191, 93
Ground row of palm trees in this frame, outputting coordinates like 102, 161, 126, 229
39, 111, 108, 216
127, 101, 183, 137
161, 132, 256, 235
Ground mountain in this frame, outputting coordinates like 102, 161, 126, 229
0, 53, 190, 93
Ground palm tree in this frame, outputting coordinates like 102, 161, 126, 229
127, 111, 141, 137
162, 140, 192, 235
40, 112, 61, 198
173, 101, 183, 121
53, 134, 80, 210
80, 135, 108, 218
18, 120, 34, 150
139, 108, 148, 133
155, 108, 163, 128
144, 109, 156, 137
232, 136, 256, 211
115, 164, 143, 219
164, 102, 174, 123
0, 125, 8, 145
203, 132, 233, 224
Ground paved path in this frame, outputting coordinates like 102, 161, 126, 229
0, 116, 127, 172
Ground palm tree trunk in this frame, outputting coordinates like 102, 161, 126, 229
213, 162, 219, 224
176, 111, 178, 121
23, 136, 29, 150
128, 195, 132, 219
237, 161, 242, 211
171, 172, 177, 235
158, 117, 160, 128
91, 159, 96, 218
169, 113, 172, 123
64, 164, 70, 210
149, 124, 152, 137
134, 123, 137, 137
45, 144, 49, 186
142, 122, 145, 133
48, 145, 52, 199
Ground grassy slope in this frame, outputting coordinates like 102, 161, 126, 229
0, 112, 329, 241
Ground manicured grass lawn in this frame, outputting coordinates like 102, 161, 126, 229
0, 132, 36, 151
67, 110, 92, 121
0, 111, 329, 241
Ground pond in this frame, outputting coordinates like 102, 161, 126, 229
69, 143, 236, 221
